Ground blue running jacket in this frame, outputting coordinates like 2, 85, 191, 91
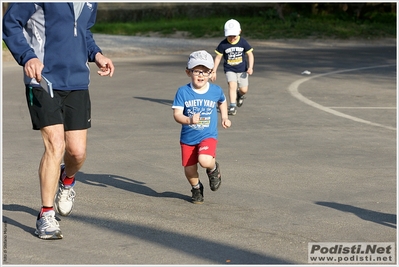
2, 2, 102, 90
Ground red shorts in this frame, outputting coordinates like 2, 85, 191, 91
180, 138, 218, 167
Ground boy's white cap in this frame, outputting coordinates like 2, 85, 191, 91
187, 50, 214, 69
224, 19, 241, 36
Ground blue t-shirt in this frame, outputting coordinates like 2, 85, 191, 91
172, 82, 226, 145
215, 36, 253, 73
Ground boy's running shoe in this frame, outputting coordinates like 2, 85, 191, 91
35, 210, 63, 240
191, 182, 204, 204
206, 161, 221, 191
237, 90, 246, 107
228, 105, 237, 115
54, 164, 76, 216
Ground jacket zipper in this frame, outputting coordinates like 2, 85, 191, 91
73, 3, 85, 37
74, 21, 77, 36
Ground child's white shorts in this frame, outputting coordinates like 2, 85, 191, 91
225, 71, 249, 87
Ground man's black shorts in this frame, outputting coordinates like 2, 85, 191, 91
25, 86, 91, 130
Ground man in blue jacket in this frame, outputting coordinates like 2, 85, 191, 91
3, 2, 115, 240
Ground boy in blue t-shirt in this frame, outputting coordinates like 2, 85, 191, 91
172, 50, 231, 204
211, 19, 254, 115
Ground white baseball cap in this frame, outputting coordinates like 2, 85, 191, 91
187, 50, 214, 69
224, 19, 241, 37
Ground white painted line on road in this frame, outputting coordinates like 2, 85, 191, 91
329, 107, 396, 109
288, 64, 396, 131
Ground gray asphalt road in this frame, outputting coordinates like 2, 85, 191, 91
2, 35, 396, 265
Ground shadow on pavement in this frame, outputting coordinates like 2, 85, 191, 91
315, 201, 396, 229
79, 172, 191, 202
71, 213, 293, 264
3, 203, 292, 264
3, 204, 38, 238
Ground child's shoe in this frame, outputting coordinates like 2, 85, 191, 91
228, 105, 237, 115
237, 90, 246, 107
191, 182, 204, 204
206, 162, 221, 191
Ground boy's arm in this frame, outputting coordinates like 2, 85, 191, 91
246, 51, 254, 75
173, 108, 199, 125
210, 54, 223, 82
218, 101, 231, 129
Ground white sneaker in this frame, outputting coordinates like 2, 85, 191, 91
54, 182, 76, 216
35, 210, 63, 239
54, 164, 76, 216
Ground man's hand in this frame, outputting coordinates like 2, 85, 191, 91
95, 52, 115, 77
24, 58, 44, 82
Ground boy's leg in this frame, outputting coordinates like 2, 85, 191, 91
237, 73, 249, 107
237, 85, 247, 107
238, 85, 248, 95
184, 164, 200, 186
204, 159, 221, 191
228, 81, 238, 106
181, 143, 203, 203
198, 138, 221, 191
226, 72, 238, 115
184, 164, 204, 204
228, 82, 238, 115
198, 154, 215, 170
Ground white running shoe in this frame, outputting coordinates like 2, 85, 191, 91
35, 210, 63, 240
54, 164, 76, 216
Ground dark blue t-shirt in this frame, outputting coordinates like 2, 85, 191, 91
215, 36, 253, 73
